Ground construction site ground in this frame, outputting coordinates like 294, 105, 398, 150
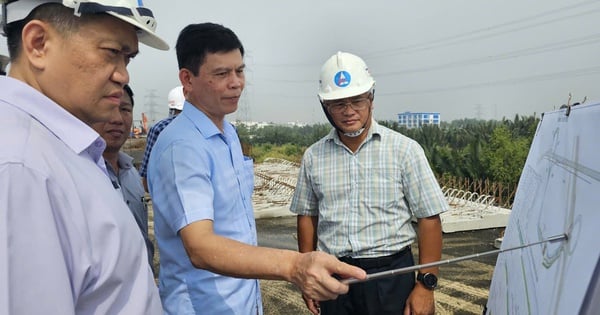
257, 216, 500, 315
144, 157, 503, 315
253, 159, 502, 315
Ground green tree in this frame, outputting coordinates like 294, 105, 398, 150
242, 115, 538, 189
483, 125, 530, 184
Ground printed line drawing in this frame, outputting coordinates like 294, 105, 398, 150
487, 103, 600, 315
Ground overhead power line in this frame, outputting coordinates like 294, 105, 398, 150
375, 33, 600, 76
378, 65, 600, 96
366, 0, 600, 57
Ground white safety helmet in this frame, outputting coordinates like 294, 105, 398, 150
167, 86, 184, 111
0, 0, 168, 50
318, 51, 375, 101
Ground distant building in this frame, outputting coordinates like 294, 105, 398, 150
397, 111, 441, 128
231, 120, 307, 128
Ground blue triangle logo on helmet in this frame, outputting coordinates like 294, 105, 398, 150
334, 71, 351, 88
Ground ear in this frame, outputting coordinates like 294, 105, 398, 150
178, 68, 194, 92
20, 20, 53, 70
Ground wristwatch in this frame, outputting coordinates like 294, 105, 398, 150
416, 272, 438, 290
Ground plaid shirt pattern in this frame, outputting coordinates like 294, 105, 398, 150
139, 116, 176, 177
290, 121, 448, 258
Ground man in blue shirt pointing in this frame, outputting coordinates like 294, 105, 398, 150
148, 23, 367, 315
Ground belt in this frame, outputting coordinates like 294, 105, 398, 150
338, 246, 411, 269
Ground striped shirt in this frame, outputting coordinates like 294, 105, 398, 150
290, 120, 448, 258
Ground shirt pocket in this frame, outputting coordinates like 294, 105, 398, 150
364, 166, 405, 215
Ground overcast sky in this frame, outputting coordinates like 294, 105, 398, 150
2, 0, 599, 125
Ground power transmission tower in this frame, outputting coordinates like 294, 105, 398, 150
493, 104, 498, 120
237, 84, 251, 123
475, 103, 484, 120
236, 53, 253, 124
145, 89, 161, 126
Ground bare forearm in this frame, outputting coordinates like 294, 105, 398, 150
297, 215, 317, 253
417, 215, 443, 275
180, 219, 367, 302
185, 232, 300, 281
180, 221, 297, 281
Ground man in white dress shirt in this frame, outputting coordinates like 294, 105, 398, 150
0, 0, 168, 314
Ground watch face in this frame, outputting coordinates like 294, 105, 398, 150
423, 274, 437, 288
419, 273, 438, 289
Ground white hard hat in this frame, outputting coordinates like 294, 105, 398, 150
1, 0, 168, 50
318, 51, 375, 101
167, 86, 184, 111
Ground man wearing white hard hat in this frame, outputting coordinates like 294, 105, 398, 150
0, 1, 168, 314
139, 85, 184, 191
290, 52, 448, 315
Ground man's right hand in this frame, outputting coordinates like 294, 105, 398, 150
290, 251, 366, 302
302, 293, 321, 315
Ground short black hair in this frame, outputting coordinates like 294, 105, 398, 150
175, 23, 244, 76
123, 84, 134, 107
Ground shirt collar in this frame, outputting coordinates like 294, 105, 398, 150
117, 151, 134, 170
180, 100, 235, 138
0, 76, 104, 159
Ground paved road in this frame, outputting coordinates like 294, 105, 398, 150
257, 215, 502, 315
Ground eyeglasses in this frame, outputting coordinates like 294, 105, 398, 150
325, 97, 371, 114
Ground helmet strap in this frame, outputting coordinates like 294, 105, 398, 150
342, 127, 365, 138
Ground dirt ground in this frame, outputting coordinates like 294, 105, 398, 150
142, 156, 502, 315
148, 209, 498, 315
257, 216, 500, 315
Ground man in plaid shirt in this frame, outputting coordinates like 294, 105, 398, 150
291, 52, 449, 315
140, 86, 184, 191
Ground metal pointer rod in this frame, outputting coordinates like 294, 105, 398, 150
341, 233, 568, 285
